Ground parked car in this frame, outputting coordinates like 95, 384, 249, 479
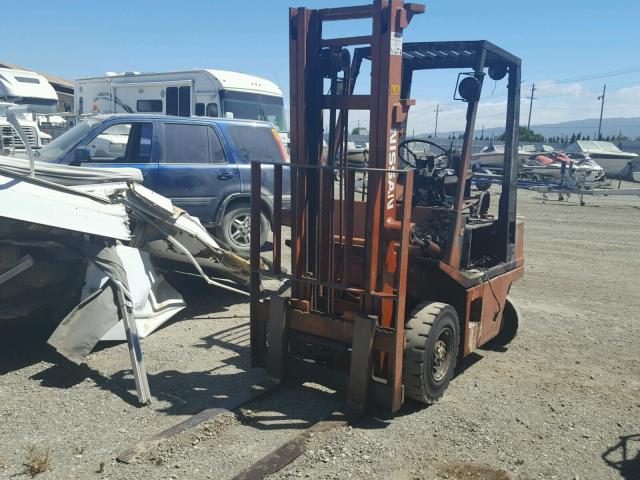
36, 114, 290, 254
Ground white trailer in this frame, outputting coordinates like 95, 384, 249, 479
74, 69, 288, 144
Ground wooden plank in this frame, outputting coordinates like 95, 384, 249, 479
117, 380, 276, 464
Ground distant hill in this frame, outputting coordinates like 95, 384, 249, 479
480, 117, 640, 140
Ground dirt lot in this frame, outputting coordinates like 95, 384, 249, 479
1, 184, 639, 480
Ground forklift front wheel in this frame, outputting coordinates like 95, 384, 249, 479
403, 302, 460, 405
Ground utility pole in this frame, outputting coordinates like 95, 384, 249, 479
597, 84, 606, 140
433, 104, 440, 138
526, 83, 536, 130
481, 124, 484, 140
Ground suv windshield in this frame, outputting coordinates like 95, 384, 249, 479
36, 117, 103, 162
220, 91, 287, 132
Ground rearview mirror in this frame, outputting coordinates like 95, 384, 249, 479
73, 147, 91, 164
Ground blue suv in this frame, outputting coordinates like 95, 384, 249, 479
36, 114, 290, 254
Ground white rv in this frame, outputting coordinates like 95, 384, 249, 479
0, 68, 56, 152
74, 69, 288, 145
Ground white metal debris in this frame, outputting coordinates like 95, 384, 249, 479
0, 155, 254, 405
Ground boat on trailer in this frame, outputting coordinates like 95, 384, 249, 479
565, 141, 639, 179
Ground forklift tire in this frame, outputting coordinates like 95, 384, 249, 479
403, 302, 460, 405
488, 295, 520, 347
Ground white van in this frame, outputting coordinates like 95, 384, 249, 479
75, 69, 288, 146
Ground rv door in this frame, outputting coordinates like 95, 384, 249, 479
166, 86, 191, 117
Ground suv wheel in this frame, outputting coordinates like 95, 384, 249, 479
217, 205, 269, 256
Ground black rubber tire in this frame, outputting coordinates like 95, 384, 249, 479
488, 295, 520, 347
216, 205, 269, 256
403, 302, 460, 405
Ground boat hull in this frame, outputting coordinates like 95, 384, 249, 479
589, 156, 636, 177
471, 152, 530, 169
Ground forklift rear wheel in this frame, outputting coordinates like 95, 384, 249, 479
488, 295, 520, 347
403, 302, 460, 405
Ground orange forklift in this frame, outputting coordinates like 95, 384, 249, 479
249, 0, 524, 412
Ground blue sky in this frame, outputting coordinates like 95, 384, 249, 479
4, 0, 639, 132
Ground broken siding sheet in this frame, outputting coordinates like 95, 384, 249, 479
0, 156, 255, 404
0, 171, 132, 240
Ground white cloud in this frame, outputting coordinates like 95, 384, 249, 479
526, 83, 640, 127
296, 83, 640, 136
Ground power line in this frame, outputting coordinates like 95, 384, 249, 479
534, 66, 640, 85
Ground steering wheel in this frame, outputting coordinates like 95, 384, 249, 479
398, 139, 451, 172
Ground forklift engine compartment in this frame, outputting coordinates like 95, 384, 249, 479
249, 0, 524, 412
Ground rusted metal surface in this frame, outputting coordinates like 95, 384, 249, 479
266, 297, 288, 381
288, 7, 310, 302
250, 161, 264, 367
389, 170, 413, 410
318, 4, 373, 21
347, 315, 377, 412
498, 63, 522, 263
250, 1, 524, 412
250, 0, 424, 412
446, 49, 486, 270
273, 163, 283, 275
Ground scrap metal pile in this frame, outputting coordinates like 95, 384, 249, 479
0, 155, 253, 403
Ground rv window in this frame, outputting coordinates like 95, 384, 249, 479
220, 90, 286, 131
137, 99, 163, 113
15, 76, 40, 84
206, 103, 218, 117
208, 127, 226, 164
87, 122, 153, 163
164, 123, 209, 163
195, 103, 205, 116
226, 124, 283, 163
179, 86, 191, 117
166, 87, 179, 116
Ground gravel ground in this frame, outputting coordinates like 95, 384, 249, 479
1, 184, 639, 480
